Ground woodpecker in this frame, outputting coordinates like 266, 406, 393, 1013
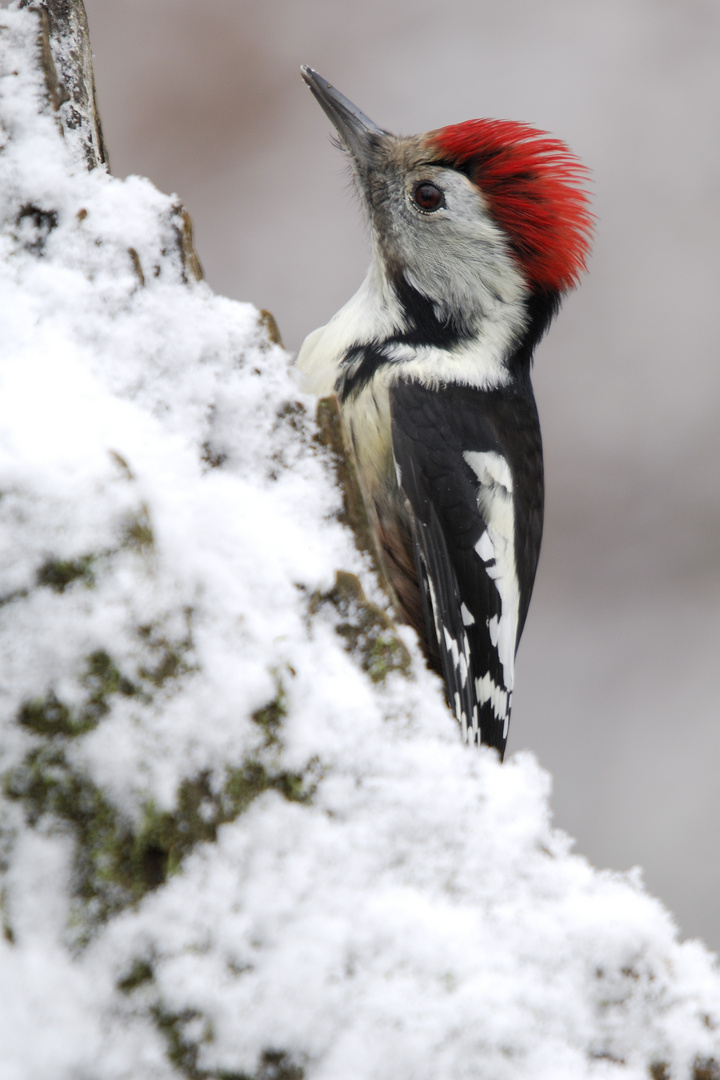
298, 67, 592, 758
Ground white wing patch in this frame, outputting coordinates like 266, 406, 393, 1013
463, 450, 519, 701
464, 450, 514, 495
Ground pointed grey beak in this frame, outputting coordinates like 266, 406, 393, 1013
300, 66, 388, 167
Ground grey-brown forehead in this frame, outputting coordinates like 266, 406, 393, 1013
378, 133, 433, 171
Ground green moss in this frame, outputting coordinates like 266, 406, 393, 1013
4, 742, 317, 935
136, 773, 219, 884
153, 1006, 305, 1080
83, 648, 140, 714
310, 571, 410, 683
137, 621, 194, 689
239, 1051, 305, 1080
18, 692, 78, 736
251, 681, 288, 747
18, 650, 139, 737
1, 888, 14, 944
153, 1005, 211, 1079
117, 956, 154, 994
123, 502, 154, 550
223, 759, 317, 818
6, 622, 314, 942
120, 959, 307, 1080
4, 746, 174, 923
36, 553, 96, 592
18, 624, 197, 740
3, 744, 139, 919
4, 743, 161, 923
139, 645, 186, 687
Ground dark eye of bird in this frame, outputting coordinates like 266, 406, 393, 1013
413, 181, 444, 212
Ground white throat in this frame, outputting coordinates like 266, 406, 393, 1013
297, 254, 528, 398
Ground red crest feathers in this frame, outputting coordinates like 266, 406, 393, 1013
431, 119, 593, 292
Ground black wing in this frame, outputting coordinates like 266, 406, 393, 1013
390, 377, 543, 757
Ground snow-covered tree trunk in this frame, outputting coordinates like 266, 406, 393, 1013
1, 3, 720, 1078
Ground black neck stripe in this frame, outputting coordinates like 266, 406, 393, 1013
336, 279, 561, 401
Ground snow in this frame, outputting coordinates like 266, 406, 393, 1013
0, 5, 719, 1079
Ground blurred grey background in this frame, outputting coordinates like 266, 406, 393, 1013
77, 0, 720, 949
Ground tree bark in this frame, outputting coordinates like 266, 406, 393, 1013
19, 0, 108, 168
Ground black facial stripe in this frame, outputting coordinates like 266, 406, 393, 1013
390, 272, 560, 372
337, 272, 473, 402
336, 342, 391, 401
390, 271, 472, 349
336, 279, 561, 404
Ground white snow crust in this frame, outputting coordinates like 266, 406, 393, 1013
1, 7, 720, 1079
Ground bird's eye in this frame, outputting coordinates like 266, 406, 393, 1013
413, 181, 444, 213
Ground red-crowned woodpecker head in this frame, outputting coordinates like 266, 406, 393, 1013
301, 66, 592, 335
429, 119, 593, 293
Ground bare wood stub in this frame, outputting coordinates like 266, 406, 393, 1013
19, 0, 109, 169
